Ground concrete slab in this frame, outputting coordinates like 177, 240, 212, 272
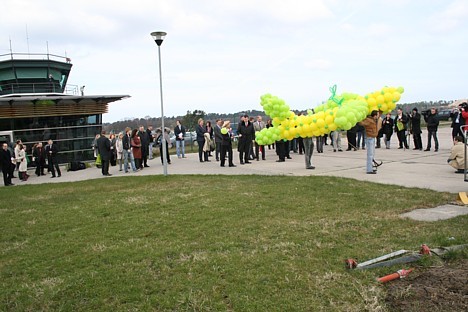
400, 204, 468, 221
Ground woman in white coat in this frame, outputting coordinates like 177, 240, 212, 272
17, 144, 29, 181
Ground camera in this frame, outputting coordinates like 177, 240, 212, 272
459, 102, 468, 111
421, 109, 431, 116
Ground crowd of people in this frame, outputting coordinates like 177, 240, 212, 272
1, 138, 61, 186
1, 104, 466, 186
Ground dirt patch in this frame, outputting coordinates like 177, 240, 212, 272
385, 259, 468, 311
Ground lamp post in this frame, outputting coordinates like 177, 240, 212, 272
151, 31, 168, 176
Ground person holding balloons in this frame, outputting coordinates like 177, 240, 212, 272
220, 121, 236, 167
359, 110, 379, 174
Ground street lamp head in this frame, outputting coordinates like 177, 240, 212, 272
151, 31, 167, 46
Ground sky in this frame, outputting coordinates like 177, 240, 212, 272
1, 0, 468, 122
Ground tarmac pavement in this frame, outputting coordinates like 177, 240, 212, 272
7, 127, 468, 195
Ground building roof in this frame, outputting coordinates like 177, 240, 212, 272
0, 94, 130, 118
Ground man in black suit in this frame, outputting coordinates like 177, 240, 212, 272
138, 126, 150, 167
97, 130, 112, 176
146, 125, 155, 160
1, 143, 14, 186
213, 119, 223, 161
45, 139, 61, 178
237, 114, 255, 164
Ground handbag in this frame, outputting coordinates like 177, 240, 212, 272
95, 154, 102, 166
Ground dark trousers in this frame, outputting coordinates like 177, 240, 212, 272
35, 161, 45, 176
101, 159, 110, 175
297, 138, 304, 154
160, 142, 171, 163
48, 159, 61, 177
141, 145, 148, 166
452, 124, 464, 140
427, 130, 439, 150
220, 145, 233, 166
413, 132, 423, 149
347, 132, 357, 150
2, 167, 11, 186
215, 142, 222, 161
197, 141, 208, 161
397, 130, 408, 148
255, 143, 265, 160
135, 158, 142, 169
239, 140, 251, 163
276, 140, 285, 160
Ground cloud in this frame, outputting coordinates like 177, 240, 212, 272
304, 58, 333, 70
429, 0, 468, 32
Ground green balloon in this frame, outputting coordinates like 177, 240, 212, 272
221, 128, 228, 135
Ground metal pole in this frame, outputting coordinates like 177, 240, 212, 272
158, 44, 168, 176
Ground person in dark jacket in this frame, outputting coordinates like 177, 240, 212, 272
32, 142, 46, 176
146, 125, 155, 160
213, 119, 223, 161
408, 108, 423, 150
97, 130, 112, 176
220, 121, 235, 167
1, 142, 14, 186
196, 118, 209, 162
122, 127, 137, 173
346, 125, 358, 151
381, 113, 394, 149
394, 108, 409, 149
450, 104, 466, 140
45, 139, 61, 178
237, 114, 255, 164
138, 126, 150, 167
423, 108, 439, 152
174, 120, 186, 159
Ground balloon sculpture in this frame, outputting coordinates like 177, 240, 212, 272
255, 85, 404, 145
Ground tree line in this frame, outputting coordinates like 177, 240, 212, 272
104, 100, 454, 133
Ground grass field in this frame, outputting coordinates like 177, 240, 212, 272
0, 175, 466, 311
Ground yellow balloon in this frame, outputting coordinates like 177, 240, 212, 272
376, 95, 385, 104
392, 92, 401, 102
367, 97, 377, 106
325, 115, 333, 125
384, 92, 393, 102
316, 118, 325, 128
316, 111, 325, 120
328, 123, 337, 131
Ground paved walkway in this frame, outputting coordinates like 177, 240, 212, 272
7, 127, 468, 194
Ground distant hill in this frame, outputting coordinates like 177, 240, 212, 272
103, 100, 455, 133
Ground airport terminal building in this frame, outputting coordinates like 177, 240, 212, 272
0, 52, 128, 163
